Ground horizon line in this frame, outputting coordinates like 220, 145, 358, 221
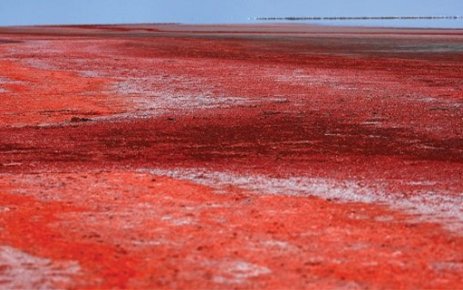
256, 16, 463, 21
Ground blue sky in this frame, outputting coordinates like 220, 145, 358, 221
0, 0, 462, 27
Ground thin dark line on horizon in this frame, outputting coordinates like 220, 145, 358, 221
255, 16, 463, 21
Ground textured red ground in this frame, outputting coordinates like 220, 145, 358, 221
0, 24, 462, 289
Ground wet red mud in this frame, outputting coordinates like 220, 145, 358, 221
0, 24, 462, 289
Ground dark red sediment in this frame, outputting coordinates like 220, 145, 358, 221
0, 24, 462, 289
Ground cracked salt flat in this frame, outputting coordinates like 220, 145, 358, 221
142, 168, 463, 234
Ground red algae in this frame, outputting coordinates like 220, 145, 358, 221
0, 24, 462, 289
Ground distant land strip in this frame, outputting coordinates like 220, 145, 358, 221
256, 16, 463, 21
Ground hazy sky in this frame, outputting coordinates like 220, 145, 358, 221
1, 0, 462, 27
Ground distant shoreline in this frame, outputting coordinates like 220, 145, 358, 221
256, 16, 463, 21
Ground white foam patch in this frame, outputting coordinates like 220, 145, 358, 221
161, 215, 196, 226
79, 70, 102, 78
210, 260, 271, 284
271, 68, 341, 87
141, 168, 463, 234
0, 246, 80, 289
411, 95, 462, 108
